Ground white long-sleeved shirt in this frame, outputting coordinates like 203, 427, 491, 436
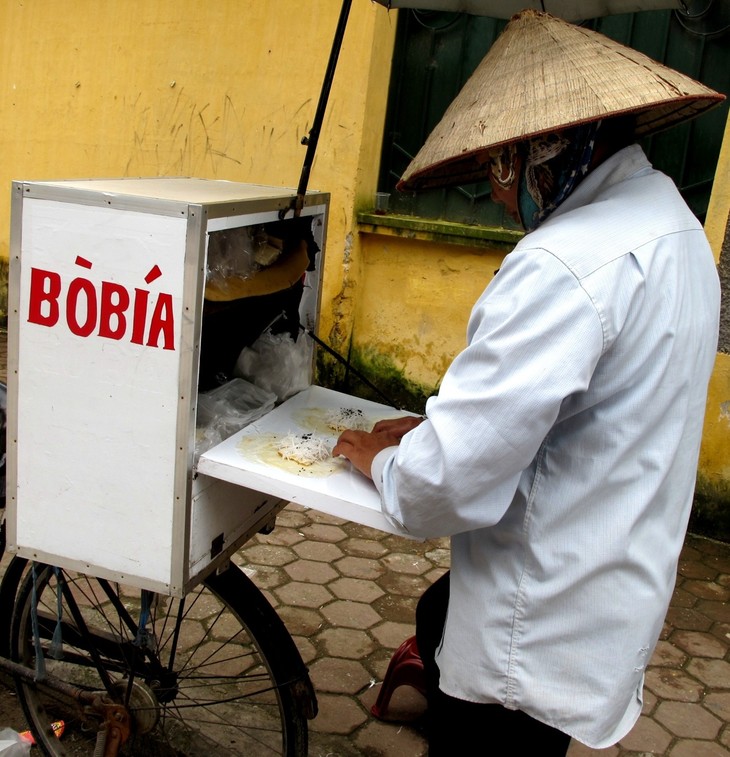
372, 145, 720, 747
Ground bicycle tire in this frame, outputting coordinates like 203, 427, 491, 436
0, 552, 26, 655
7, 559, 314, 756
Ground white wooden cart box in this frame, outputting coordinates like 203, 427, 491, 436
7, 178, 407, 597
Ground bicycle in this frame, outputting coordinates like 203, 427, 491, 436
0, 555, 316, 756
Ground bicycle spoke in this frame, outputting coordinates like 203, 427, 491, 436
8, 561, 308, 755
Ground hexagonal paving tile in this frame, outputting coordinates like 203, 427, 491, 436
683, 579, 730, 602
671, 629, 728, 658
686, 658, 730, 689
316, 627, 376, 659
300, 523, 348, 543
355, 718, 428, 756
704, 692, 730, 722
284, 558, 339, 584
617, 715, 673, 753
341, 537, 390, 559
651, 640, 687, 667
335, 555, 385, 580
255, 527, 305, 547
329, 576, 385, 603
309, 692, 369, 735
370, 620, 416, 649
241, 543, 297, 567
654, 700, 721, 739
275, 605, 325, 637
321, 599, 381, 629
292, 539, 344, 562
644, 667, 704, 702
309, 657, 373, 694
381, 552, 433, 575
377, 571, 432, 598
274, 580, 333, 608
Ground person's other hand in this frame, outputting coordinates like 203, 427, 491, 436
371, 415, 424, 443
333, 416, 424, 479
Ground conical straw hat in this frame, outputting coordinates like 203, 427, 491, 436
398, 9, 725, 191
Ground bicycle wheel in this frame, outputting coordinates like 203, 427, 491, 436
8, 560, 314, 756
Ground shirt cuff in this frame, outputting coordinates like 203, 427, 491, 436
371, 446, 399, 495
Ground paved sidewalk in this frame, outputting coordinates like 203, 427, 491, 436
236, 504, 730, 757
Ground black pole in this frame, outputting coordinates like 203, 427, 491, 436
281, 0, 353, 219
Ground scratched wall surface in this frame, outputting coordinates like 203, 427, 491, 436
0, 3, 337, 196
0, 0, 398, 364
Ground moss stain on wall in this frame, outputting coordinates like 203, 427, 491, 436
692, 472, 730, 543
316, 344, 437, 415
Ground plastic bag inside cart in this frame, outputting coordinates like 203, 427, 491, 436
198, 215, 320, 393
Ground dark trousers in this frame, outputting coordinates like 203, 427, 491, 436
415, 572, 572, 756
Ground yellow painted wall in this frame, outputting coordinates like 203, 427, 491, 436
350, 230, 507, 395
0, 0, 397, 356
699, 114, 730, 488
700, 354, 730, 482
705, 115, 730, 260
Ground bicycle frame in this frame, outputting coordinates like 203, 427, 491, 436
0, 562, 155, 755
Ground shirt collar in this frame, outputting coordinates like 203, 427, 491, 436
546, 144, 652, 222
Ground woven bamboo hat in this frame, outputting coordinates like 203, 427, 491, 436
398, 9, 725, 191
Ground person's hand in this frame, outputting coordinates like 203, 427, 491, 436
332, 430, 390, 479
333, 416, 424, 479
371, 415, 424, 441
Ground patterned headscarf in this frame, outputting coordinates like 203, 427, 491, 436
489, 121, 601, 231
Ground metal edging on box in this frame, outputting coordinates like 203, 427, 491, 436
5, 183, 25, 559
169, 205, 208, 595
17, 181, 192, 219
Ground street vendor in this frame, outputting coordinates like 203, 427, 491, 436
333, 10, 725, 755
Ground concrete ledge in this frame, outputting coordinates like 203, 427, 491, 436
357, 212, 522, 250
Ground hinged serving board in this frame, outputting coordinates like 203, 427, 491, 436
197, 385, 418, 537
